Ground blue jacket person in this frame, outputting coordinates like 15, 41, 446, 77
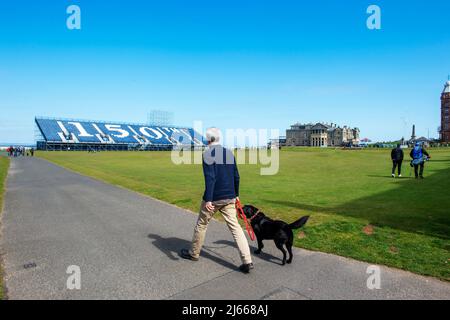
410, 142, 430, 179
181, 127, 253, 273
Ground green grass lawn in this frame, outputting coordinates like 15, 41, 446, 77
0, 155, 10, 299
38, 148, 450, 280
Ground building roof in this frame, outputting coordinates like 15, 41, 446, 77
289, 122, 359, 131
443, 81, 450, 94
409, 136, 431, 144
311, 123, 331, 129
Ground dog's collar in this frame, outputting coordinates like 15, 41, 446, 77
249, 210, 261, 221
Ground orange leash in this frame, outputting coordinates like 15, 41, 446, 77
235, 199, 256, 241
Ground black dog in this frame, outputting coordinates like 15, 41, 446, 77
242, 205, 309, 265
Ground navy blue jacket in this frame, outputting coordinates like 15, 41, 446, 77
202, 145, 240, 202
391, 147, 404, 161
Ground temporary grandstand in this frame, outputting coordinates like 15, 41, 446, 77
35, 117, 205, 151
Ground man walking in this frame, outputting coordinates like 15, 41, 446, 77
391, 143, 404, 178
181, 127, 253, 273
410, 142, 430, 179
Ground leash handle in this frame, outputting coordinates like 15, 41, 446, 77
235, 199, 256, 241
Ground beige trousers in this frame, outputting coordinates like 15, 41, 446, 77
190, 199, 252, 265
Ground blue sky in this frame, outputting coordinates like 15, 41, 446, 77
0, 0, 449, 143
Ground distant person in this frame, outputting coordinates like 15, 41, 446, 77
410, 142, 430, 179
391, 144, 404, 178
180, 127, 253, 273
30, 148, 34, 157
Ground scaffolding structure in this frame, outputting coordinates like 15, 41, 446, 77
147, 110, 174, 127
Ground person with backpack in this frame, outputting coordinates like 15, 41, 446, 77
391, 143, 404, 178
410, 142, 430, 179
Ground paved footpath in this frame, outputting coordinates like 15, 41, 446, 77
1, 157, 449, 300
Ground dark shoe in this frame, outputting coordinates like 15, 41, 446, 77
420, 176, 424, 179
239, 263, 254, 273
180, 249, 199, 261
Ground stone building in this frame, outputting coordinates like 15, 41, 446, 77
286, 122, 360, 147
408, 124, 431, 147
440, 80, 450, 143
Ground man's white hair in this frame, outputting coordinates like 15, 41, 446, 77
205, 127, 221, 144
